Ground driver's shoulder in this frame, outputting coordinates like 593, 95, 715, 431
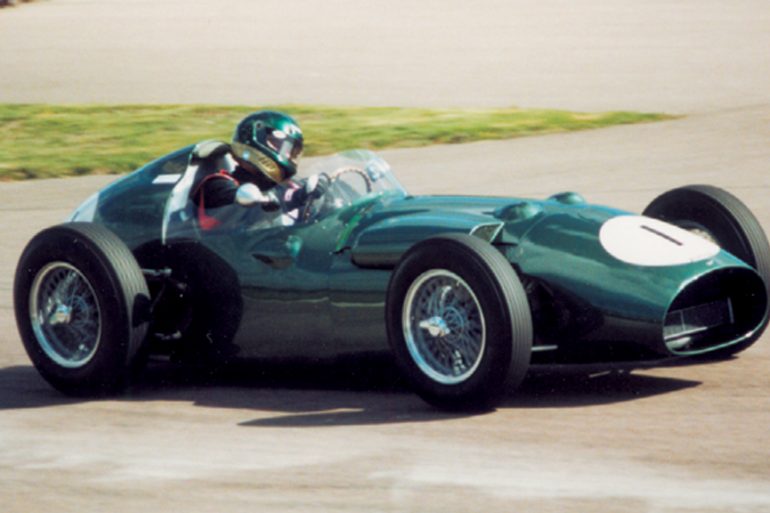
192, 140, 231, 161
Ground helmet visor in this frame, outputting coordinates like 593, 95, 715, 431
266, 129, 303, 164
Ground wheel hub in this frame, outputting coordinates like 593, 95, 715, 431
418, 316, 451, 338
49, 303, 73, 326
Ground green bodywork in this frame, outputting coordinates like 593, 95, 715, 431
70, 147, 767, 363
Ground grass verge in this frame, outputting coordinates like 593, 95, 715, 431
0, 104, 672, 180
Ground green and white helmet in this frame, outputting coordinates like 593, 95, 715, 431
231, 110, 304, 183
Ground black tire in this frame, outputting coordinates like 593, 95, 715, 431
643, 185, 770, 356
14, 223, 150, 395
386, 233, 532, 410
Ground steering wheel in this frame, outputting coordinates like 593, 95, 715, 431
330, 166, 373, 192
300, 166, 373, 222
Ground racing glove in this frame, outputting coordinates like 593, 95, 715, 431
284, 174, 329, 209
304, 173, 329, 200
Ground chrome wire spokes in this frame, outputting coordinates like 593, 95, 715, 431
30, 262, 101, 368
403, 270, 485, 384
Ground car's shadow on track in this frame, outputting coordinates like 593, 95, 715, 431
0, 353, 704, 426
503, 367, 701, 409
0, 364, 83, 410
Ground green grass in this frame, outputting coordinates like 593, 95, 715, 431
0, 104, 673, 180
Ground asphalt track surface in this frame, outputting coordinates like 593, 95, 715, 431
1, 1, 769, 512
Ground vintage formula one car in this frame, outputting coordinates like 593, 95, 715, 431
13, 146, 770, 409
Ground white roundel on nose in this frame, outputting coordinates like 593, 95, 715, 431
599, 215, 720, 266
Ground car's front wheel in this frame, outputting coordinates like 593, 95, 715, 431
386, 234, 532, 410
14, 223, 150, 395
643, 185, 770, 357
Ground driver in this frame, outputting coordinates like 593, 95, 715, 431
191, 110, 325, 230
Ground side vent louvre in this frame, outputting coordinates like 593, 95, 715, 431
470, 223, 504, 242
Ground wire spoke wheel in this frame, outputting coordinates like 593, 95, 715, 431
387, 234, 532, 410
14, 223, 150, 395
30, 262, 102, 368
403, 270, 485, 384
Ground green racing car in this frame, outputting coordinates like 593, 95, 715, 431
13, 147, 770, 409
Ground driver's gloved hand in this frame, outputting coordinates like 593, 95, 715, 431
283, 175, 329, 211
260, 191, 281, 212
304, 173, 329, 200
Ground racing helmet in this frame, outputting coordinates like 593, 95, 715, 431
231, 111, 304, 184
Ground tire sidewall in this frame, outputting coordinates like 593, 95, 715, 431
15, 227, 134, 393
386, 236, 524, 408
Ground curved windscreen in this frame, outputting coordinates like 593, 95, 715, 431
299, 150, 408, 222
161, 148, 407, 242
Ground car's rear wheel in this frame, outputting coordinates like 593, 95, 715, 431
386, 234, 532, 410
14, 223, 150, 395
643, 185, 770, 357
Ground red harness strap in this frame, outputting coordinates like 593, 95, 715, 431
193, 170, 239, 230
